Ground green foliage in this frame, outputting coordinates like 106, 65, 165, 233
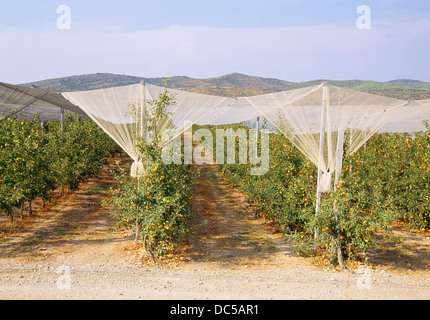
218, 124, 430, 266
47, 115, 120, 191
0, 115, 120, 220
108, 146, 196, 258
107, 86, 196, 259
144, 86, 176, 146
345, 130, 430, 231
0, 119, 54, 217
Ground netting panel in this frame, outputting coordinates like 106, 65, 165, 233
0, 82, 85, 122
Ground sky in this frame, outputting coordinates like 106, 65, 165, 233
1, 0, 430, 83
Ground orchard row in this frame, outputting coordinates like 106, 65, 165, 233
0, 115, 120, 221
216, 124, 430, 265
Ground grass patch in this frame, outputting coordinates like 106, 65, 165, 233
85, 183, 111, 195
205, 171, 218, 180
22, 230, 46, 246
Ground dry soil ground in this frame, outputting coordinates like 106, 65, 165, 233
0, 153, 429, 300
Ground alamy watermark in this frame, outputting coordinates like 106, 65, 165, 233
356, 5, 371, 30
57, 5, 71, 30
56, 265, 71, 290
160, 124, 270, 176
356, 266, 372, 289
55, 4, 371, 31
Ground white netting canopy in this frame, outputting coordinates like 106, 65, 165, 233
61, 81, 430, 189
0, 82, 86, 121
1, 80, 430, 192
244, 83, 413, 191
62, 82, 238, 162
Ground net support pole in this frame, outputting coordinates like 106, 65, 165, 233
334, 128, 345, 187
135, 81, 147, 255
141, 81, 148, 163
314, 82, 329, 241
249, 117, 260, 159
60, 107, 65, 195
333, 128, 345, 268
60, 107, 64, 131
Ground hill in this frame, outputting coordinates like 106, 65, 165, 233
22, 72, 430, 100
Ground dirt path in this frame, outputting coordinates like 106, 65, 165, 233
184, 165, 305, 269
0, 157, 429, 300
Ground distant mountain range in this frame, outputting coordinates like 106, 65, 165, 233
22, 72, 430, 100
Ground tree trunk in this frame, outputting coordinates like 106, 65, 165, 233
134, 216, 140, 255
333, 204, 345, 269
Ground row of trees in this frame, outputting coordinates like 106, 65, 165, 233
0, 114, 120, 221
1, 89, 196, 262
216, 124, 430, 266
116, 105, 429, 265
4, 89, 427, 267
106, 89, 197, 261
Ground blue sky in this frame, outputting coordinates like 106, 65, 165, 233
1, 0, 430, 83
